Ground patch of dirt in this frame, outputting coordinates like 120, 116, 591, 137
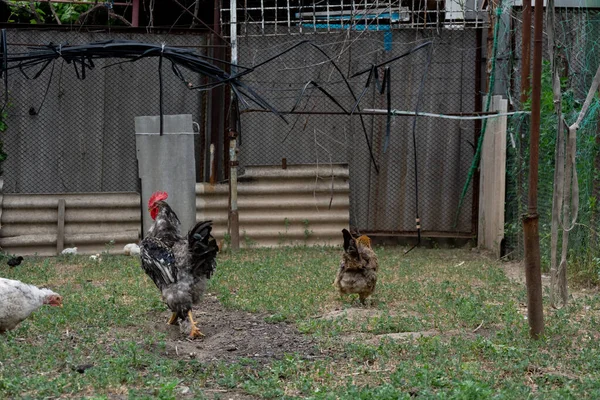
500, 261, 598, 301
93, 388, 259, 400
501, 261, 548, 284
148, 294, 319, 364
319, 308, 394, 321
200, 389, 261, 400
319, 307, 421, 322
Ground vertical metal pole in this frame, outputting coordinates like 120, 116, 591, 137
212, 0, 224, 182
209, 143, 216, 185
229, 0, 240, 250
520, 0, 531, 105
523, 0, 545, 339
57, 199, 66, 255
131, 0, 140, 27
472, 28, 484, 240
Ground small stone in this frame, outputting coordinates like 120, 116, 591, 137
178, 386, 190, 395
226, 345, 237, 352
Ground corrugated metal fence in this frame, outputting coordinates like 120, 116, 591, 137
197, 164, 350, 247
0, 189, 141, 256
0, 163, 350, 254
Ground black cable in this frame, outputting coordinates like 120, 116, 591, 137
1, 29, 7, 113
404, 43, 433, 256
384, 67, 391, 152
32, 59, 56, 116
0, 39, 280, 119
159, 45, 164, 136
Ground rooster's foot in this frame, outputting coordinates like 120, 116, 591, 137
187, 310, 204, 339
189, 325, 205, 338
167, 312, 179, 325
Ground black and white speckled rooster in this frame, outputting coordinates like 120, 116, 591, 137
140, 191, 219, 338
0, 277, 62, 333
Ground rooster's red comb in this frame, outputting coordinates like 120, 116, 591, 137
148, 191, 168, 207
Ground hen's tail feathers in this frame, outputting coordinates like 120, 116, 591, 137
356, 235, 372, 249
342, 229, 359, 258
188, 220, 219, 279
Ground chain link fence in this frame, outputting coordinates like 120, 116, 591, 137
504, 9, 600, 271
232, 26, 481, 236
2, 28, 209, 194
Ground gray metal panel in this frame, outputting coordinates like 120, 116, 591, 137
136, 115, 197, 235
0, 192, 141, 256
237, 30, 476, 235
2, 29, 205, 194
196, 164, 350, 247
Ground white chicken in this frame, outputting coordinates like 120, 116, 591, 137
123, 243, 140, 256
0, 278, 63, 333
61, 247, 78, 255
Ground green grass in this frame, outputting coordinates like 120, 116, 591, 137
2, 247, 600, 398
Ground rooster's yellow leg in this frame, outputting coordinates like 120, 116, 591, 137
167, 312, 178, 325
187, 310, 205, 338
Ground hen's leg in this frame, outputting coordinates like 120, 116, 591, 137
359, 294, 367, 305
187, 310, 205, 338
167, 312, 178, 325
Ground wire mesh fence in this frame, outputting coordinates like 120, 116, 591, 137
233, 27, 482, 236
503, 9, 600, 272
1, 28, 208, 194
4, 2, 599, 272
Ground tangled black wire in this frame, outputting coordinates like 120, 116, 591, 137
0, 29, 434, 252
0, 31, 283, 132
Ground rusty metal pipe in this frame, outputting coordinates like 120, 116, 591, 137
227, 0, 240, 251
523, 0, 545, 339
520, 0, 532, 105
228, 131, 240, 250
209, 143, 216, 185
131, 0, 140, 27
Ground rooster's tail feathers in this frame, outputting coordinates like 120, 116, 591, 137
188, 220, 219, 279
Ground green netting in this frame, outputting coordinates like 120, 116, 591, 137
502, 8, 600, 284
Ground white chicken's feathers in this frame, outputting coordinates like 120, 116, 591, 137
123, 243, 140, 256
0, 278, 59, 332
61, 247, 78, 255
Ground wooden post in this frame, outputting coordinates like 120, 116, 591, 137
57, 199, 66, 255
478, 95, 507, 257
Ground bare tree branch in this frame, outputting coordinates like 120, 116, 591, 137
0, 0, 40, 21
46, 0, 62, 24
168, 0, 229, 44
108, 9, 132, 26
190, 0, 200, 28
28, 1, 43, 24
77, 4, 132, 26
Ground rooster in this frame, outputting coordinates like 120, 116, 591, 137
334, 229, 379, 304
140, 191, 219, 338
0, 278, 62, 333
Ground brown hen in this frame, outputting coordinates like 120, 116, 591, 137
334, 229, 379, 304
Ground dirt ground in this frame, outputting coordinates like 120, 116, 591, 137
147, 294, 320, 365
